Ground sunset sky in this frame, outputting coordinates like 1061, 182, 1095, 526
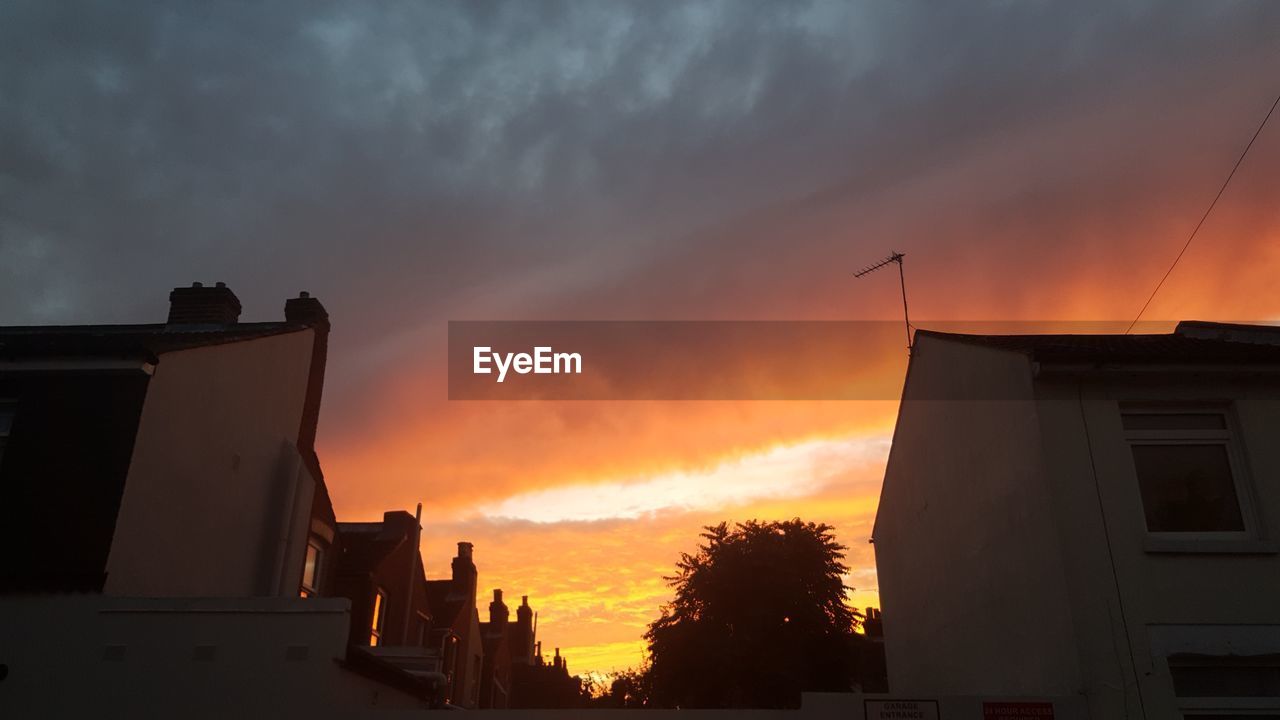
4, 1, 1280, 677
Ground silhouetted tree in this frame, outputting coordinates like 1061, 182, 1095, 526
589, 665, 653, 708
643, 519, 862, 708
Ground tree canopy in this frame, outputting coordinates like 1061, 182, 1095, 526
641, 519, 863, 708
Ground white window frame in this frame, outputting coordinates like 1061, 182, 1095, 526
1120, 405, 1261, 545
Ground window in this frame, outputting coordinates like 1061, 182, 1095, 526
370, 589, 387, 646
1122, 408, 1254, 536
299, 541, 323, 597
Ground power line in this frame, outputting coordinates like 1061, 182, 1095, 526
1124, 89, 1280, 334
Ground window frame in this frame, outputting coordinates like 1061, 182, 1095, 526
299, 539, 324, 598
370, 588, 387, 646
1120, 404, 1261, 545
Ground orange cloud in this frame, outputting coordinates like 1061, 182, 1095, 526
322, 399, 900, 520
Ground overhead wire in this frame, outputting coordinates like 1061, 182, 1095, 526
1124, 89, 1280, 334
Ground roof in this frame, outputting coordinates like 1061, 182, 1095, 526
425, 578, 471, 629
917, 321, 1280, 365
0, 322, 311, 362
334, 511, 420, 578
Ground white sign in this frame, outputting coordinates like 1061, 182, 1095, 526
865, 699, 940, 720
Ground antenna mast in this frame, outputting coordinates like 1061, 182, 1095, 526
854, 251, 912, 354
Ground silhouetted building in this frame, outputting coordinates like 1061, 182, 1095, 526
425, 541, 485, 707
333, 508, 431, 649
512, 592, 537, 664
0, 283, 438, 714
874, 321, 1280, 718
323, 504, 467, 703
509, 641, 586, 709
852, 608, 888, 693
478, 588, 513, 707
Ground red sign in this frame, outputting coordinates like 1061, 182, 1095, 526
983, 702, 1054, 719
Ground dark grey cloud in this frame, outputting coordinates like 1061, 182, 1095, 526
2, 0, 1278, 431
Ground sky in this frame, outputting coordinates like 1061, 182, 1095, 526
4, 0, 1280, 677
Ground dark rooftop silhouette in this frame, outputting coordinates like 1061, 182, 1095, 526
918, 321, 1280, 364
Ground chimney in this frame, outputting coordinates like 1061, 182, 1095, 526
489, 589, 509, 627
863, 607, 884, 639
553, 647, 562, 670
511, 595, 535, 664
517, 595, 533, 627
285, 290, 330, 329
167, 282, 241, 325
451, 541, 477, 599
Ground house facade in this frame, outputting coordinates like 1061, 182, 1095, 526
0, 283, 437, 714
873, 322, 1280, 719
0, 282, 337, 598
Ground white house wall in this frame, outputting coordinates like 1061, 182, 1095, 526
105, 329, 317, 597
874, 334, 1082, 697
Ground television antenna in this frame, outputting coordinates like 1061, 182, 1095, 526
854, 251, 913, 354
